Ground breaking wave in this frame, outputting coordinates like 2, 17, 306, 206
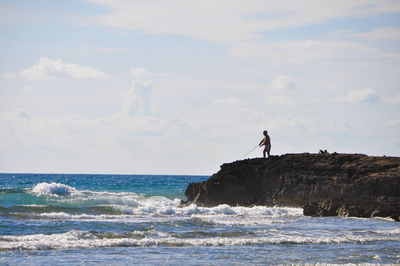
0, 182, 304, 223
31, 182, 78, 196
1, 230, 399, 251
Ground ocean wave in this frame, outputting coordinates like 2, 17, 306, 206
1, 230, 399, 251
4, 204, 303, 225
370, 228, 400, 235
3, 182, 305, 223
31, 182, 78, 196
29, 182, 143, 203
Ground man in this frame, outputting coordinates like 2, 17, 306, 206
259, 130, 271, 158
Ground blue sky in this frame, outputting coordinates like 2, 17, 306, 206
1, 0, 400, 174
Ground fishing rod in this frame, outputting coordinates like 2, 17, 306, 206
241, 144, 259, 159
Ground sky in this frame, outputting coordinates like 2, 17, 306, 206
1, 0, 400, 175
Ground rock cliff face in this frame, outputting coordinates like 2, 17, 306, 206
183, 153, 400, 221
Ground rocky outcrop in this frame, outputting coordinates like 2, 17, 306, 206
182, 153, 400, 221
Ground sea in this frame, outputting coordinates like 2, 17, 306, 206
0, 173, 399, 265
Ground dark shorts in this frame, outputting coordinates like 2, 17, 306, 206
263, 144, 271, 152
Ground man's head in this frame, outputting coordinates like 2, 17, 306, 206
263, 130, 268, 136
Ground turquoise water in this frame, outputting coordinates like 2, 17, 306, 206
1, 173, 399, 265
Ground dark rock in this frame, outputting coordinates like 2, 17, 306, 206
183, 153, 400, 221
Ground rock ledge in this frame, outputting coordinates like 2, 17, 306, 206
182, 153, 400, 221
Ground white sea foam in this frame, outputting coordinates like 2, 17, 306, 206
19, 200, 303, 225
18, 204, 303, 226
371, 255, 382, 261
30, 182, 144, 208
27, 182, 304, 223
372, 228, 400, 235
31, 182, 78, 196
1, 230, 399, 251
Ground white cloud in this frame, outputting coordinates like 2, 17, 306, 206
1, 72, 17, 79
122, 67, 169, 116
270, 75, 296, 91
339, 88, 379, 103
0, 109, 166, 158
212, 97, 241, 105
356, 27, 400, 42
383, 94, 400, 103
229, 39, 396, 68
248, 113, 350, 133
262, 76, 297, 105
131, 68, 154, 79
131, 68, 169, 79
20, 57, 110, 80
92, 47, 126, 53
384, 119, 400, 127
266, 95, 296, 105
122, 79, 154, 116
21, 86, 34, 93
84, 0, 400, 43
